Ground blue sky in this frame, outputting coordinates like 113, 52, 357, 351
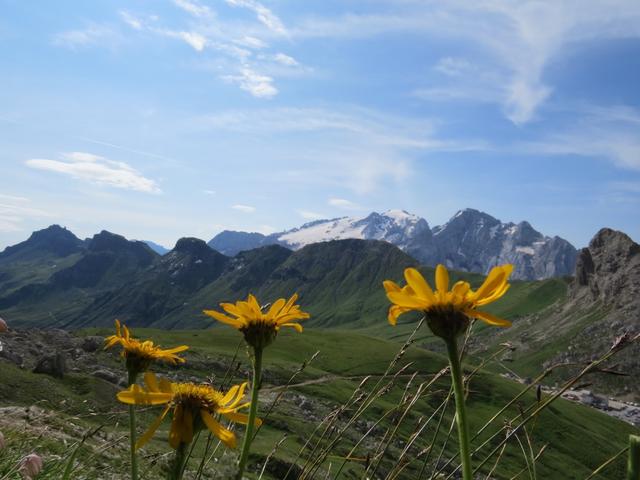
1, 0, 640, 250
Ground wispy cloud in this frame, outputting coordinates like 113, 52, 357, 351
151, 28, 207, 51
119, 11, 143, 30
173, 0, 213, 18
328, 197, 360, 210
0, 196, 54, 233
232, 204, 256, 213
190, 106, 485, 193
272, 53, 298, 66
297, 210, 326, 220
293, 1, 640, 124
203, 189, 216, 195
225, 0, 287, 35
25, 152, 161, 193
115, 2, 296, 98
222, 67, 277, 98
521, 104, 640, 170
52, 24, 122, 50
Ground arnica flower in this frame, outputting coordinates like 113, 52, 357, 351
117, 372, 259, 449
105, 320, 189, 375
203, 293, 310, 350
384, 264, 513, 340
19, 453, 43, 480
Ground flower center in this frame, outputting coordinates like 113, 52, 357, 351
172, 383, 224, 411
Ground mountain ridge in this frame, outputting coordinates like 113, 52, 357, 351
208, 208, 577, 280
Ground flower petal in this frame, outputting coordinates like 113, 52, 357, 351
435, 265, 449, 298
203, 310, 244, 328
201, 410, 237, 449
387, 305, 410, 326
404, 268, 437, 303
475, 282, 511, 306
117, 385, 172, 406
472, 265, 512, 302
383, 280, 401, 294
265, 298, 286, 320
135, 405, 170, 450
222, 411, 262, 427
386, 291, 430, 310
464, 308, 512, 327
278, 322, 303, 333
169, 405, 183, 449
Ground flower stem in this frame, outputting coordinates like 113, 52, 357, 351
168, 442, 188, 480
236, 346, 263, 480
445, 337, 473, 480
127, 370, 139, 480
629, 435, 640, 480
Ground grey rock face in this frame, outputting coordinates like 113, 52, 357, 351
432, 209, 578, 280
572, 228, 640, 309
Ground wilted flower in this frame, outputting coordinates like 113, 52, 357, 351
384, 264, 513, 339
117, 372, 259, 450
204, 293, 310, 350
105, 320, 189, 376
19, 453, 43, 479
0, 431, 5, 450
0, 317, 8, 333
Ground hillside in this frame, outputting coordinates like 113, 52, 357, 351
472, 228, 640, 400
1, 225, 638, 400
0, 327, 636, 479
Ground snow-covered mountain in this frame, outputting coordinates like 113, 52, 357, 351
208, 209, 577, 280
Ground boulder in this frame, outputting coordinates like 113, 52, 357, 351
81, 336, 104, 352
92, 369, 120, 384
33, 352, 66, 378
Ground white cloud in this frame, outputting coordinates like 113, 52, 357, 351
25, 152, 161, 193
273, 53, 298, 66
256, 224, 276, 234
235, 36, 267, 49
0, 197, 54, 233
328, 198, 360, 210
225, 0, 287, 35
112, 1, 296, 98
222, 67, 278, 98
173, 0, 213, 18
433, 57, 474, 77
119, 11, 143, 30
293, 1, 640, 124
190, 106, 486, 193
519, 104, 640, 170
158, 29, 207, 51
203, 189, 217, 195
297, 210, 326, 220
232, 204, 256, 213
52, 24, 121, 49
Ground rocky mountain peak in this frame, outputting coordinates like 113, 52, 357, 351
88, 231, 157, 265
0, 224, 83, 259
432, 210, 577, 280
173, 237, 215, 257
573, 228, 640, 307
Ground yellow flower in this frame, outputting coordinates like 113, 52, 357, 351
384, 264, 513, 338
117, 372, 260, 450
105, 320, 189, 374
203, 293, 310, 349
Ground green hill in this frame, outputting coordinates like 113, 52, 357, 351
0, 327, 636, 479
